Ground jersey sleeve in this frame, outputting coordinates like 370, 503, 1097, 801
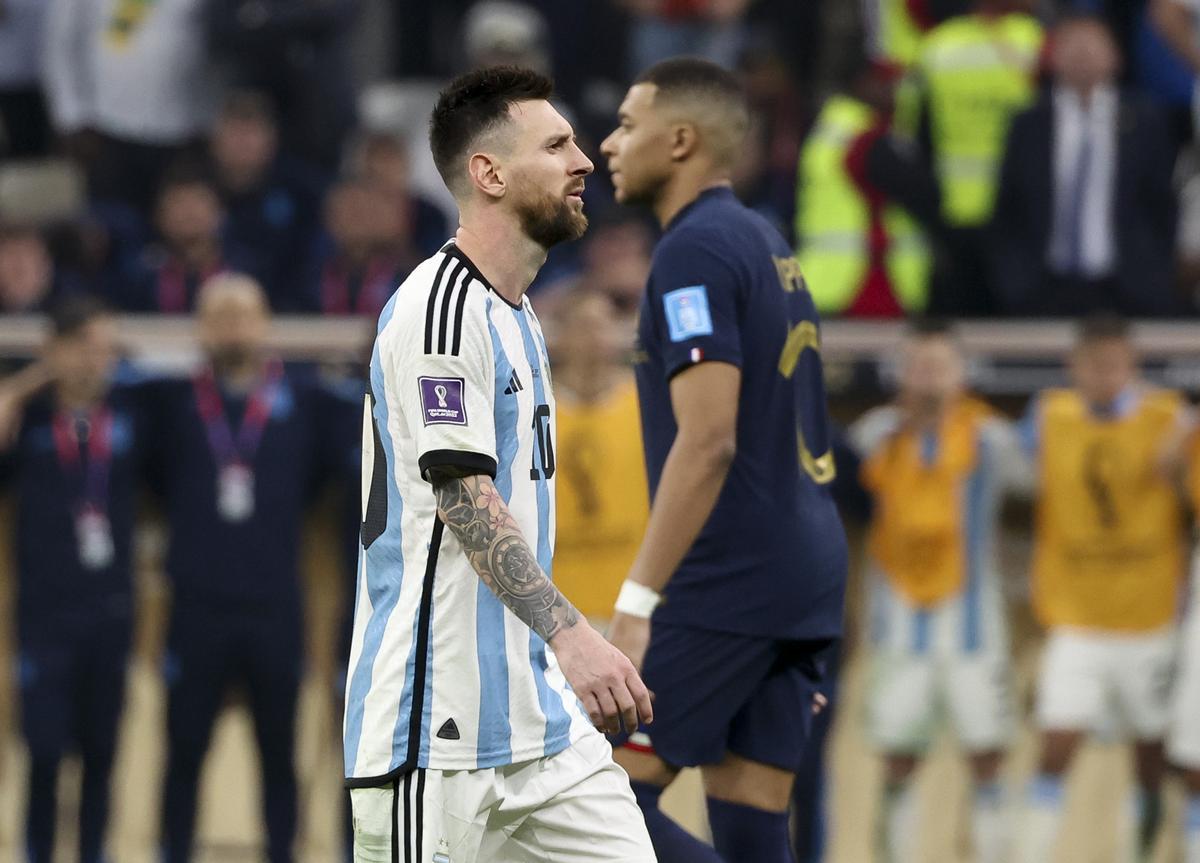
393, 287, 498, 481
646, 231, 743, 380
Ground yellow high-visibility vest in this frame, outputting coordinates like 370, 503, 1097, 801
878, 0, 928, 69
896, 13, 1044, 227
795, 95, 930, 315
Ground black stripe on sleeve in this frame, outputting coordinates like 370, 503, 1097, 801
424, 255, 453, 355
418, 450, 497, 482
414, 769, 426, 861
437, 262, 465, 355
401, 770, 413, 863
450, 277, 472, 356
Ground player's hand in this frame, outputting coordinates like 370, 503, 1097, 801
550, 622, 653, 735
606, 611, 652, 674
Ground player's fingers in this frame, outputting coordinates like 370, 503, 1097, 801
626, 672, 654, 726
579, 691, 605, 730
612, 682, 639, 735
812, 692, 828, 715
595, 687, 622, 735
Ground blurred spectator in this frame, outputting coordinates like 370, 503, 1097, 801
207, 0, 361, 171
0, 296, 142, 863
463, 0, 551, 73
619, 0, 751, 78
992, 14, 1179, 316
304, 179, 419, 317
0, 226, 80, 314
209, 91, 324, 309
549, 289, 648, 621
43, 0, 215, 212
894, 0, 1044, 315
118, 171, 257, 314
862, 0, 973, 70
0, 0, 50, 157
1150, 0, 1200, 139
796, 57, 934, 318
148, 274, 353, 863
349, 131, 450, 257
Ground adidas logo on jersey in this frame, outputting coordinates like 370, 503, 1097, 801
436, 717, 461, 740
503, 371, 524, 395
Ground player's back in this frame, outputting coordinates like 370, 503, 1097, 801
343, 243, 590, 785
635, 187, 846, 640
1031, 387, 1185, 632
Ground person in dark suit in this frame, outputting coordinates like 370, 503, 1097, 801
991, 12, 1180, 317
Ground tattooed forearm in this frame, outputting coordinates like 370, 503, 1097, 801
432, 472, 580, 642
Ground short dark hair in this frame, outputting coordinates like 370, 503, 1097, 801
634, 56, 745, 103
1077, 312, 1131, 345
50, 294, 111, 339
429, 65, 554, 195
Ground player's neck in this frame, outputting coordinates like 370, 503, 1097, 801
653, 174, 733, 229
55, 381, 106, 413
556, 362, 624, 403
453, 218, 545, 306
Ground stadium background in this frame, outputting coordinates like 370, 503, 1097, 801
0, 0, 1198, 860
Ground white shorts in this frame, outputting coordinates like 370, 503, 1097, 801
1036, 627, 1176, 739
350, 730, 655, 863
1169, 591, 1200, 768
866, 649, 1015, 753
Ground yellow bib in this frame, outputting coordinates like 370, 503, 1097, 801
862, 398, 993, 607
1033, 389, 1185, 631
552, 379, 649, 619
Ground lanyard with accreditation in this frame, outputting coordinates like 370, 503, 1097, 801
193, 360, 282, 523
52, 407, 116, 570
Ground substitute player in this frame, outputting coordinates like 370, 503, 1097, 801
600, 58, 847, 863
342, 66, 656, 862
1014, 315, 1188, 863
852, 320, 1026, 863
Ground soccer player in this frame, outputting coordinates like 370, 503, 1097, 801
1014, 315, 1187, 863
600, 58, 847, 863
851, 320, 1025, 863
342, 67, 656, 862
0, 296, 143, 863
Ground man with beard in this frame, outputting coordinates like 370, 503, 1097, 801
342, 66, 656, 862
599, 58, 847, 863
150, 274, 352, 863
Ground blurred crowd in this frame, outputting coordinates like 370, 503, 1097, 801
1, 0, 1200, 322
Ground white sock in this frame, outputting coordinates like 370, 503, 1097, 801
1013, 774, 1064, 863
970, 780, 1008, 863
879, 781, 918, 863
1184, 795, 1200, 863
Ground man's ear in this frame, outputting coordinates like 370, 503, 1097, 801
668, 122, 699, 163
468, 152, 506, 200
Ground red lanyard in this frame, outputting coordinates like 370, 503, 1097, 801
158, 258, 224, 313
192, 360, 282, 467
51, 406, 114, 512
320, 255, 400, 316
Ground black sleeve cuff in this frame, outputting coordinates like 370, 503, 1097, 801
419, 450, 498, 482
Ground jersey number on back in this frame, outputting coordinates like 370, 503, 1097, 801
530, 403, 555, 481
778, 320, 836, 486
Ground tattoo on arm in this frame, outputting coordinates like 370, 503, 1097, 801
433, 472, 579, 642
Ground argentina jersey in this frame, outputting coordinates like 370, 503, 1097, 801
343, 243, 592, 783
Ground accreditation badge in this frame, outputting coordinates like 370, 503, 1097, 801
76, 506, 115, 570
217, 463, 255, 522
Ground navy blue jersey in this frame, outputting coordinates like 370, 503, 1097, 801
635, 187, 847, 639
10, 387, 147, 624
144, 368, 356, 610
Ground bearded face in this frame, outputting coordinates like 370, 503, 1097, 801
514, 181, 589, 249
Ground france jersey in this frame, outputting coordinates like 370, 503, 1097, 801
343, 243, 592, 784
635, 187, 847, 640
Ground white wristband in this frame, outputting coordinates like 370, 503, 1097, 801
614, 580, 662, 619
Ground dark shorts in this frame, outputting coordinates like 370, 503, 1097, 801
613, 622, 837, 772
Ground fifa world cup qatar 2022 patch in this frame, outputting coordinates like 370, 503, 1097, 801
663, 285, 714, 342
419, 376, 468, 426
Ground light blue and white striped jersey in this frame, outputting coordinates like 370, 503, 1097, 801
343, 243, 591, 783
851, 406, 1031, 658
